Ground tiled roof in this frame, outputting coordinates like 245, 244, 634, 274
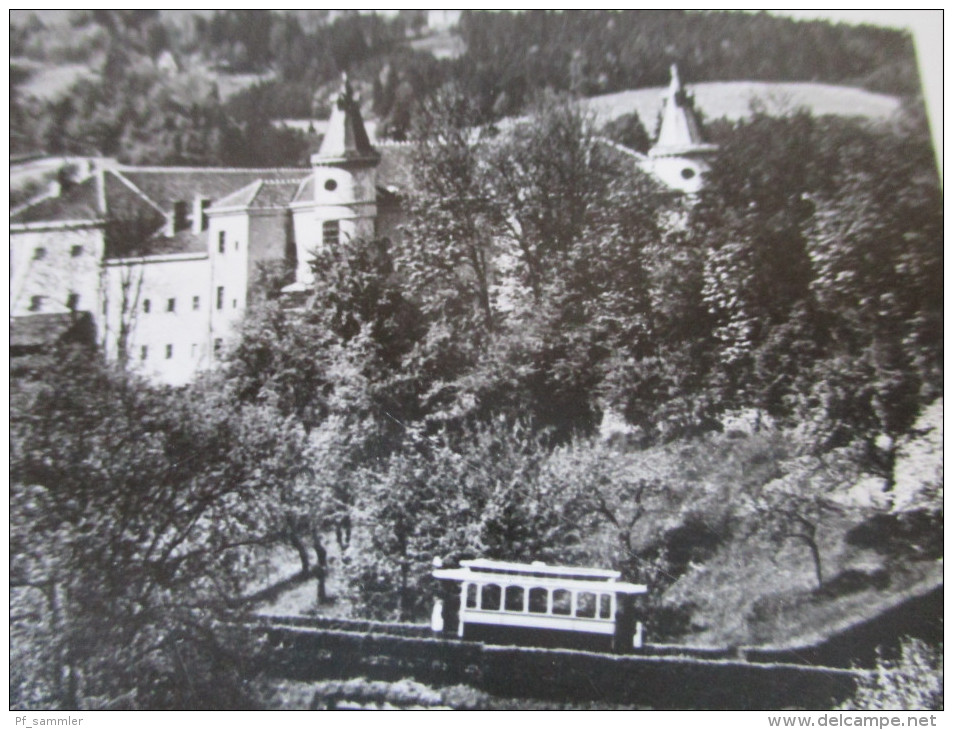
211, 178, 306, 210
11, 170, 167, 229
118, 168, 308, 212
211, 181, 261, 209
10, 177, 101, 224
253, 179, 307, 208
106, 228, 207, 260
292, 175, 315, 203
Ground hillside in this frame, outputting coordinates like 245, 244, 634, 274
586, 81, 902, 127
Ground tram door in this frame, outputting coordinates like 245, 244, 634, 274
613, 593, 637, 653
433, 578, 460, 636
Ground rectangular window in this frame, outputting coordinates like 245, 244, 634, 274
33, 247, 46, 260
599, 594, 612, 619
143, 299, 151, 314
214, 338, 223, 355
66, 292, 79, 310
322, 220, 339, 247
165, 344, 173, 359
167, 298, 175, 312
234, 239, 239, 251
216, 286, 224, 310
28, 295, 44, 312
70, 245, 83, 257
218, 231, 225, 254
192, 295, 200, 310
140, 345, 148, 360
232, 298, 237, 309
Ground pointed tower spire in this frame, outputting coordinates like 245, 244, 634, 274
641, 64, 717, 194
314, 73, 380, 166
649, 64, 715, 157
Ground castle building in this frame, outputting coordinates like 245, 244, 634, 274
10, 67, 709, 385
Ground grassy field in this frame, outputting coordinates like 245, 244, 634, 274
585, 81, 902, 127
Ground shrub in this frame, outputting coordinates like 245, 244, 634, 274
839, 638, 942, 710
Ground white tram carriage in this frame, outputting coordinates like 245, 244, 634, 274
432, 559, 647, 653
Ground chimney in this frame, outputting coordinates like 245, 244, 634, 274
192, 196, 210, 234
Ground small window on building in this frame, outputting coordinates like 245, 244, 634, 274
465, 583, 478, 609
504, 586, 525, 612
173, 200, 189, 232
165, 344, 173, 359
322, 220, 339, 247
232, 298, 237, 309
66, 292, 79, 310
599, 594, 612, 620
214, 338, 223, 356
200, 200, 211, 231
140, 345, 148, 360
216, 286, 224, 310
70, 245, 83, 257
167, 298, 175, 312
324, 178, 337, 191
218, 231, 226, 254
528, 587, 548, 614
28, 295, 44, 312
192, 295, 200, 310
143, 299, 151, 314
480, 584, 501, 611
234, 239, 239, 251
33, 247, 46, 260
680, 167, 696, 180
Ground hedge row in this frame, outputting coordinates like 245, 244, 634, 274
258, 614, 432, 638
260, 626, 862, 710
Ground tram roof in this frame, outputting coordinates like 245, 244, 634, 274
459, 559, 622, 580
433, 565, 647, 594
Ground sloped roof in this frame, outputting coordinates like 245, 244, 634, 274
291, 176, 315, 204
315, 74, 379, 165
11, 170, 170, 228
118, 167, 308, 211
211, 178, 309, 210
649, 64, 717, 158
106, 228, 207, 260
11, 177, 101, 224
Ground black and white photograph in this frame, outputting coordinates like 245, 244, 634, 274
9, 9, 943, 715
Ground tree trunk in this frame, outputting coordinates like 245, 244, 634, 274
313, 531, 328, 604
807, 538, 823, 588
286, 525, 310, 575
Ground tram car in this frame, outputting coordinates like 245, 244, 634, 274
432, 558, 647, 653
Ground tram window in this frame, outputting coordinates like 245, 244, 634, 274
465, 584, 478, 609
481, 584, 501, 611
599, 594, 612, 619
576, 592, 597, 618
552, 589, 572, 616
528, 587, 548, 613
504, 586, 525, 612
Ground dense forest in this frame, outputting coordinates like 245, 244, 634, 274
10, 10, 941, 711
11, 9, 920, 162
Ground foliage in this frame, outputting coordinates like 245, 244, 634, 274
839, 638, 943, 710
9, 347, 307, 708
